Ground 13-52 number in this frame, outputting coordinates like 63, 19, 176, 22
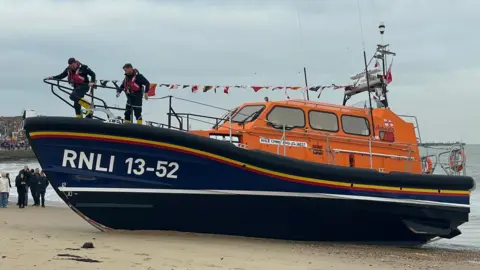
125, 158, 179, 179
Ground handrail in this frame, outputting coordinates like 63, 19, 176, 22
251, 125, 414, 149
45, 79, 107, 121
287, 99, 371, 113
332, 148, 414, 160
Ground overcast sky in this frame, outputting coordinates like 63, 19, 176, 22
1, 0, 478, 143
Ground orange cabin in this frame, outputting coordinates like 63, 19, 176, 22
189, 99, 422, 174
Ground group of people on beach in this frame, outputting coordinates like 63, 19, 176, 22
0, 166, 49, 208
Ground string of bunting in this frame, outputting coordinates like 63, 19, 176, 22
98, 80, 352, 98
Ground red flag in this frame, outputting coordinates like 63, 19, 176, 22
192, 85, 198, 93
224, 86, 230, 94
252, 86, 263, 92
287, 86, 301, 90
147, 83, 157, 97
169, 84, 178, 89
374, 61, 379, 68
272, 86, 284, 91
385, 61, 393, 84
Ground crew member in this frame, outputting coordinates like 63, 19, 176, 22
116, 63, 150, 124
46, 58, 96, 118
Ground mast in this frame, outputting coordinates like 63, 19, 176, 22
363, 51, 375, 138
374, 22, 396, 108
355, 0, 375, 138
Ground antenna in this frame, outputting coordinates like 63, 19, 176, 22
294, 0, 309, 101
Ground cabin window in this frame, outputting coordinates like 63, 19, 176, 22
266, 106, 305, 128
308, 110, 339, 132
231, 105, 265, 123
341, 115, 370, 136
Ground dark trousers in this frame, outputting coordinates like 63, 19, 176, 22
17, 188, 28, 205
18, 189, 25, 207
31, 187, 39, 205
124, 93, 143, 121
69, 84, 90, 115
39, 191, 46, 206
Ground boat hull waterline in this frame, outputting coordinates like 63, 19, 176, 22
24, 117, 474, 245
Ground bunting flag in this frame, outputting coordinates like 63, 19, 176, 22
203, 86, 214, 92
147, 84, 157, 97
87, 80, 370, 98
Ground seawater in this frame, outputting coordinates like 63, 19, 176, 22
1, 146, 479, 249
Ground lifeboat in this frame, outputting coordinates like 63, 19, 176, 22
23, 45, 474, 246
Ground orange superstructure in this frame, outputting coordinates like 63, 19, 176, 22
189, 99, 422, 174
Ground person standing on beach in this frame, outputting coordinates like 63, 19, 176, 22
15, 172, 27, 208
31, 169, 41, 207
38, 170, 49, 208
17, 166, 30, 206
0, 173, 10, 207
6, 173, 11, 204
116, 63, 150, 125
46, 57, 96, 118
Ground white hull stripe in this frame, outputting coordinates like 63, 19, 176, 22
58, 187, 470, 208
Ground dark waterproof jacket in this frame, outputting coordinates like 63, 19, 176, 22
18, 169, 31, 188
53, 64, 96, 86
116, 71, 150, 95
38, 175, 49, 193
15, 174, 27, 193
31, 173, 41, 191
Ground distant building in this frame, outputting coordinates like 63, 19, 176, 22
0, 116, 26, 140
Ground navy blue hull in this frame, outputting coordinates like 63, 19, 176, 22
58, 187, 459, 244
23, 117, 474, 245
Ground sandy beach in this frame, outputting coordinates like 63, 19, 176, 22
0, 204, 479, 270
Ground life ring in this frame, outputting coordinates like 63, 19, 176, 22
449, 149, 466, 172
422, 157, 433, 174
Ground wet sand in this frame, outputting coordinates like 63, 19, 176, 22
1, 204, 479, 270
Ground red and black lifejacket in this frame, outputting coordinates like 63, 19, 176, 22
123, 69, 141, 92
67, 62, 85, 86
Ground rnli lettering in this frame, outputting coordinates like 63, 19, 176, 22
62, 149, 115, 172
259, 137, 308, 147
61, 149, 179, 178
